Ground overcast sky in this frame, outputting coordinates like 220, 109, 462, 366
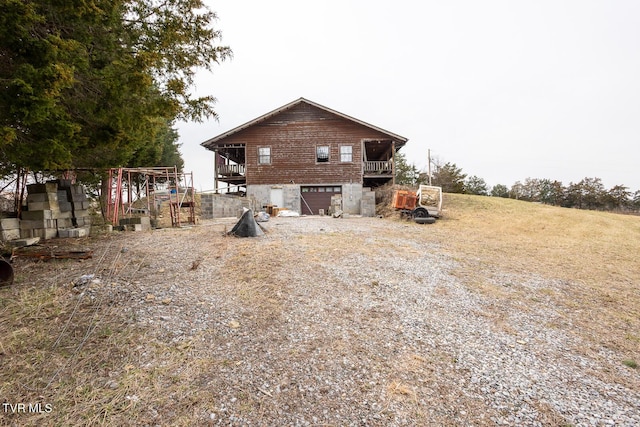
177, 0, 640, 193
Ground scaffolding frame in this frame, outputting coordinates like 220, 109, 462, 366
106, 166, 195, 227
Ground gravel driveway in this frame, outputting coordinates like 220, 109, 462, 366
79, 215, 640, 426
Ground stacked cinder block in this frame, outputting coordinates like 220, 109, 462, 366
360, 189, 376, 217
200, 194, 258, 219
118, 216, 151, 231
57, 181, 92, 228
0, 218, 20, 241
200, 194, 214, 219
20, 183, 69, 239
20, 181, 92, 240
329, 194, 343, 216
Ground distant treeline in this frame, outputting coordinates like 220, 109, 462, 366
484, 177, 639, 212
395, 154, 640, 213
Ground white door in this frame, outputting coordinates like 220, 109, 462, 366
270, 188, 284, 207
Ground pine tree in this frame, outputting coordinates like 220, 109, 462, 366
432, 163, 466, 193
0, 0, 231, 173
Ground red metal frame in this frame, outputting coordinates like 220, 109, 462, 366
105, 167, 195, 227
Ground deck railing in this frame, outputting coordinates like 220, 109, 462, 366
364, 160, 393, 174
217, 164, 245, 176
218, 162, 393, 176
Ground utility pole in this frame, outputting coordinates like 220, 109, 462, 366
427, 149, 432, 186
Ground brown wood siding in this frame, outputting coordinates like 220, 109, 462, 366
218, 103, 395, 185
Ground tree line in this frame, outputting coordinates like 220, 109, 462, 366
395, 152, 640, 213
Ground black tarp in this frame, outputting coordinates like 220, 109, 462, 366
228, 209, 264, 237
0, 258, 13, 287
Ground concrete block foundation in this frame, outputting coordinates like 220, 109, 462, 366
200, 193, 258, 219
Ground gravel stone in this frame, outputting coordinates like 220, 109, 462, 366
85, 216, 640, 426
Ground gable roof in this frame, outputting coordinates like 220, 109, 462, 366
201, 97, 408, 149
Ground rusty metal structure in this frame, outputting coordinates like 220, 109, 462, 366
106, 167, 195, 227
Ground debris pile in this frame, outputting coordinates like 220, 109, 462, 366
374, 183, 411, 218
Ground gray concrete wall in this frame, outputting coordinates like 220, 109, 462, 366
282, 185, 302, 213
246, 185, 270, 211
360, 189, 376, 217
248, 183, 364, 215
341, 182, 363, 215
200, 193, 257, 219
247, 184, 302, 214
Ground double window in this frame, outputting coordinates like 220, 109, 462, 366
259, 145, 352, 164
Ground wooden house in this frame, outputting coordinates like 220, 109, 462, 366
200, 98, 408, 215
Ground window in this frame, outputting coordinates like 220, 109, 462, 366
258, 147, 271, 164
316, 145, 329, 163
340, 145, 353, 162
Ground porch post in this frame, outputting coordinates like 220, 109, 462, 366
391, 141, 396, 185
213, 149, 219, 193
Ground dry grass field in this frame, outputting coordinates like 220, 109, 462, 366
434, 194, 640, 357
1, 193, 638, 426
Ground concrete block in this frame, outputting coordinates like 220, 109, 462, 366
22, 228, 57, 239
57, 191, 69, 202
119, 217, 149, 230
68, 193, 87, 202
54, 211, 72, 219
28, 201, 60, 211
26, 193, 46, 203
58, 227, 89, 238
70, 184, 86, 195
59, 202, 73, 212
57, 218, 74, 228
0, 218, 20, 230
75, 217, 91, 227
27, 183, 57, 194
9, 237, 40, 247
1, 229, 21, 241
119, 217, 150, 226
57, 228, 72, 238
20, 219, 57, 229
21, 210, 54, 220
51, 179, 72, 189
27, 192, 58, 203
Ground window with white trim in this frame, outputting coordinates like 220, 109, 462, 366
316, 145, 329, 163
340, 145, 353, 162
258, 147, 271, 164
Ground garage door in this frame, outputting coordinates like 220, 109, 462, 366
300, 186, 342, 215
